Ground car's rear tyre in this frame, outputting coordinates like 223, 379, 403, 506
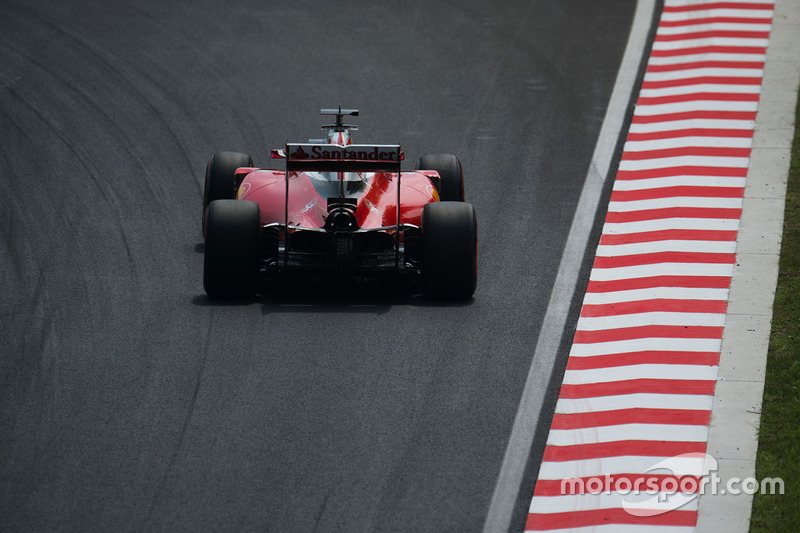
421, 201, 477, 300
203, 199, 261, 299
415, 154, 465, 202
202, 151, 253, 236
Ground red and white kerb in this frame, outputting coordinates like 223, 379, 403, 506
526, 1, 774, 530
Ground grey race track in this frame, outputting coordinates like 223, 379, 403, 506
0, 1, 636, 531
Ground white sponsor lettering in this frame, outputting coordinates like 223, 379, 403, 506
288, 144, 399, 162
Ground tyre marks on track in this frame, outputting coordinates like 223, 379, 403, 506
525, 1, 774, 530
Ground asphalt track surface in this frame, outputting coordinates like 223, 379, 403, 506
0, 1, 637, 531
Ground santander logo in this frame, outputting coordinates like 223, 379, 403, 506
287, 144, 399, 162
290, 146, 309, 159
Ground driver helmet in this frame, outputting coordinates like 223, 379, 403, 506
327, 128, 352, 146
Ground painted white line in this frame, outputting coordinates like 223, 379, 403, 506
612, 176, 747, 190
548, 424, 710, 446
660, 9, 773, 22
537, 455, 710, 480
589, 263, 735, 282
556, 394, 715, 413
619, 157, 750, 171
481, 2, 658, 531
583, 287, 730, 305
577, 312, 726, 330
603, 218, 741, 234
625, 137, 753, 150
643, 67, 765, 80
651, 37, 770, 50
570, 338, 723, 357
608, 197, 744, 211
648, 53, 767, 65
635, 100, 760, 114
657, 23, 773, 35
596, 240, 738, 256
584, 286, 730, 303
640, 84, 762, 97
563, 365, 720, 385
628, 119, 756, 132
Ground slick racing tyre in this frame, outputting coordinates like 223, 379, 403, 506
421, 201, 477, 300
415, 154, 465, 202
203, 199, 261, 299
202, 151, 253, 236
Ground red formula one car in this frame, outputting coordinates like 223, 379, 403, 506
202, 108, 477, 300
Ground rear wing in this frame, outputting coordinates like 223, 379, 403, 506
274, 143, 404, 172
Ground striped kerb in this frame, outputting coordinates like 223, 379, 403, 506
525, 1, 774, 531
